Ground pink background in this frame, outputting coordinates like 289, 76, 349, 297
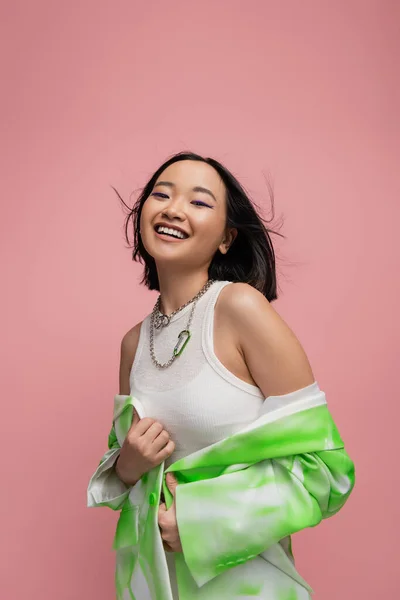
1, 1, 398, 598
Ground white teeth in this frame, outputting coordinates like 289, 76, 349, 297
156, 226, 186, 239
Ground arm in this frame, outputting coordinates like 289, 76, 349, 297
86, 323, 142, 509
224, 282, 317, 398
114, 323, 142, 486
174, 284, 355, 586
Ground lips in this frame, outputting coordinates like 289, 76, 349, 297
154, 227, 188, 242
154, 223, 189, 238
153, 226, 190, 244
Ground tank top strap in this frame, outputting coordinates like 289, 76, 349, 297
201, 280, 233, 375
201, 280, 264, 395
203, 280, 233, 336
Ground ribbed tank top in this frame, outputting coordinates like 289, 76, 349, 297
129, 280, 265, 468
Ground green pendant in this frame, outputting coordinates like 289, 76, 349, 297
173, 330, 191, 356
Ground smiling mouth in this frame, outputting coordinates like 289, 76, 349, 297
154, 225, 189, 240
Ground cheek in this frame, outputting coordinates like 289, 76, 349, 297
201, 212, 227, 241
140, 200, 154, 227
197, 208, 225, 229
197, 225, 226, 253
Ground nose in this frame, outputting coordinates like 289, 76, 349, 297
161, 196, 186, 221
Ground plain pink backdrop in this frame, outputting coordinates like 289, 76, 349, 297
1, 1, 398, 598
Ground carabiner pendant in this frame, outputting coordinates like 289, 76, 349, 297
173, 330, 191, 356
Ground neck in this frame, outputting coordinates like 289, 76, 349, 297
156, 268, 210, 316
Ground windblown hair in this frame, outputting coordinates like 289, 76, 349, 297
114, 151, 285, 302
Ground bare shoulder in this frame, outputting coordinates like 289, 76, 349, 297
219, 282, 278, 324
219, 282, 315, 397
119, 321, 143, 394
121, 321, 143, 355
218, 282, 289, 347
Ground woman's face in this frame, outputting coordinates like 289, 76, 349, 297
140, 160, 236, 268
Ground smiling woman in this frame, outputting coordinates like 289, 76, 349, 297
88, 151, 355, 600
113, 151, 281, 297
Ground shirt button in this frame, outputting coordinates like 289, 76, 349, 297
149, 492, 157, 506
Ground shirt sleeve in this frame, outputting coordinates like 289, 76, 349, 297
87, 424, 131, 510
175, 446, 355, 588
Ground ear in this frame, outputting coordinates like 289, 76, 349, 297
219, 227, 237, 254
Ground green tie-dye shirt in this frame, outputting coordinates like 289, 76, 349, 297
87, 382, 355, 599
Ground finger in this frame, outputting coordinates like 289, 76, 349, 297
132, 417, 156, 436
152, 429, 170, 453
158, 502, 166, 514
158, 503, 166, 527
165, 472, 179, 497
156, 439, 175, 461
142, 421, 165, 442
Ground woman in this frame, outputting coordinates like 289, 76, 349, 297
88, 151, 355, 599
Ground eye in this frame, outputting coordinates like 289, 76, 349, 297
191, 200, 212, 208
151, 192, 169, 198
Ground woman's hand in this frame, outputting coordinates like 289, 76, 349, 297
116, 411, 175, 485
158, 473, 183, 553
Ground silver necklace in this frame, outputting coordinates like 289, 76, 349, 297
150, 279, 216, 369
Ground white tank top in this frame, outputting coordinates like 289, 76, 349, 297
130, 280, 265, 468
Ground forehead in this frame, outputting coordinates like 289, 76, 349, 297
157, 160, 225, 196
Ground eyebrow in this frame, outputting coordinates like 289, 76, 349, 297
154, 181, 217, 203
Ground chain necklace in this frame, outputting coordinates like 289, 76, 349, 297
150, 279, 216, 369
